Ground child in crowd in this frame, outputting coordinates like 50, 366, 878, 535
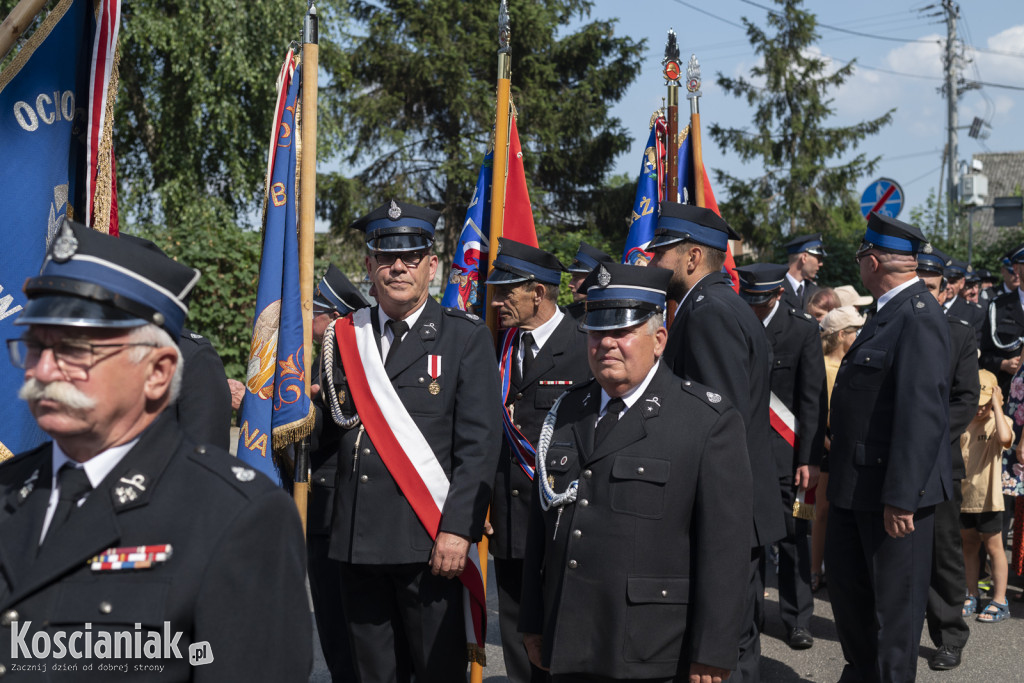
960, 369, 1013, 622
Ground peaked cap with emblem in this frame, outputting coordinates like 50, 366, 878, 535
735, 263, 787, 305
314, 264, 371, 315
1006, 244, 1024, 265
860, 213, 928, 255
976, 267, 997, 283
649, 202, 741, 252
944, 258, 970, 281
783, 232, 827, 257
485, 237, 567, 286
916, 245, 952, 276
16, 219, 200, 337
567, 241, 615, 274
579, 262, 672, 331
350, 199, 441, 252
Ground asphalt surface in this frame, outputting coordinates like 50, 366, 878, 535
309, 553, 1024, 682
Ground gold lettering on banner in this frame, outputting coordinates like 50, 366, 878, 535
271, 182, 288, 207
239, 421, 269, 458
0, 283, 23, 322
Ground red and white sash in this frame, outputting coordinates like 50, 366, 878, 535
768, 391, 798, 449
333, 310, 487, 658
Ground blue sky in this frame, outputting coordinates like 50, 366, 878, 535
586, 0, 1024, 221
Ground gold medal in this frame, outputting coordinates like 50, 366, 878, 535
428, 380, 441, 395
337, 389, 346, 404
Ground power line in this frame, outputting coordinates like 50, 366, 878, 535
971, 80, 1024, 92
669, 0, 746, 30
737, 0, 940, 45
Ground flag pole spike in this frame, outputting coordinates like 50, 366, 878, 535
663, 29, 681, 203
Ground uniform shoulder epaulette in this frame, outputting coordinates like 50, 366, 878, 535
186, 444, 278, 499
678, 378, 730, 414
949, 316, 971, 327
910, 293, 932, 314
443, 307, 483, 324
179, 330, 212, 348
789, 308, 817, 324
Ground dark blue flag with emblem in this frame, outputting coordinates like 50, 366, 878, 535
236, 54, 312, 485
623, 123, 662, 265
441, 152, 493, 312
0, 0, 94, 459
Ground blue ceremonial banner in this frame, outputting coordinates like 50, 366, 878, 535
0, 0, 90, 459
677, 132, 695, 206
623, 125, 660, 265
441, 152, 493, 312
236, 58, 312, 485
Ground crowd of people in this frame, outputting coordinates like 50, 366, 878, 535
3, 203, 1024, 683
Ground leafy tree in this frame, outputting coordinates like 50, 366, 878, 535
708, 0, 892, 252
321, 0, 645, 268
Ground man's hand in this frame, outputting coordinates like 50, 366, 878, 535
883, 504, 915, 538
483, 519, 494, 536
794, 464, 819, 490
429, 532, 470, 578
227, 379, 246, 411
689, 662, 730, 683
1001, 356, 1022, 375
523, 634, 548, 671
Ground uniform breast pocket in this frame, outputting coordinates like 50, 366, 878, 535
396, 373, 445, 415
772, 352, 795, 372
610, 456, 670, 519
533, 386, 567, 411
846, 347, 887, 391
50, 580, 168, 629
543, 445, 577, 488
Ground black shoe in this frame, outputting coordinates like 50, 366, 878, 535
787, 627, 814, 650
929, 644, 962, 671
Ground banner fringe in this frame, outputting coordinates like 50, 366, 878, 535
271, 401, 315, 451
91, 40, 120, 234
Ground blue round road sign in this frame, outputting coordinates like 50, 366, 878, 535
860, 177, 904, 219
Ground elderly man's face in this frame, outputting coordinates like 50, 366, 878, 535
491, 282, 544, 330
18, 325, 159, 454
588, 320, 667, 397
366, 250, 437, 317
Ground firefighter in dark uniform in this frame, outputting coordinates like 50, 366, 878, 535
314, 200, 502, 683
649, 202, 784, 683
308, 264, 370, 683
781, 233, 826, 311
826, 214, 951, 683
485, 238, 590, 683
0, 219, 311, 681
943, 260, 985, 343
519, 262, 752, 683
565, 241, 614, 322
736, 263, 827, 652
916, 248, 980, 671
980, 245, 1024, 395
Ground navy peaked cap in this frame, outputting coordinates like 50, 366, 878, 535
314, 264, 371, 315
351, 199, 441, 252
485, 238, 566, 286
649, 202, 740, 251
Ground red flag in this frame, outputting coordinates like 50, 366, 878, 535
501, 117, 538, 247
698, 166, 738, 291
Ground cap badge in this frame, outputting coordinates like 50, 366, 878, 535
922, 243, 933, 254
706, 392, 722, 404
51, 220, 79, 262
232, 466, 256, 482
388, 200, 402, 220
596, 265, 611, 288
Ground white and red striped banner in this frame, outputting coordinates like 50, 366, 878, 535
84, 0, 121, 228
768, 391, 798, 449
333, 310, 487, 652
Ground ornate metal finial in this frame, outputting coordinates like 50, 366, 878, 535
663, 29, 681, 85
686, 54, 702, 99
498, 0, 511, 54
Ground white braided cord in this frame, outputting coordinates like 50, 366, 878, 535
535, 391, 578, 511
322, 321, 361, 429
988, 302, 1024, 352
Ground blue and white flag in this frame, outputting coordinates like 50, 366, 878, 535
622, 125, 661, 265
236, 54, 311, 485
0, 0, 90, 459
441, 152, 493, 312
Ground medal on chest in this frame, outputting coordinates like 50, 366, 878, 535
428, 355, 442, 395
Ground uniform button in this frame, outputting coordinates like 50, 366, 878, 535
661, 590, 668, 597
0, 663, 7, 676
920, 490, 925, 496
573, 530, 582, 539
865, 357, 871, 362
516, 393, 523, 400
360, 475, 369, 483
515, 424, 522, 430
582, 469, 592, 479
1, 610, 18, 627
418, 377, 425, 384
362, 448, 371, 455
636, 466, 645, 475
195, 445, 206, 455
579, 499, 589, 507
568, 560, 578, 569
876, 459, 882, 464
511, 489, 520, 497
684, 380, 691, 386
99, 601, 112, 615
319, 477, 327, 484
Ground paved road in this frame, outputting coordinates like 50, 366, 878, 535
310, 556, 1024, 682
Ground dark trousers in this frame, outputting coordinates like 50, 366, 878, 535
339, 562, 467, 683
495, 557, 550, 683
925, 483, 969, 649
827, 505, 935, 683
308, 534, 357, 682
735, 547, 764, 683
776, 482, 813, 633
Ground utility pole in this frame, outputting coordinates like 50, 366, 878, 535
943, 0, 959, 231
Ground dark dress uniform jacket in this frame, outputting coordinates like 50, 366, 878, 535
665, 273, 785, 547
828, 280, 952, 512
318, 299, 503, 564
781, 278, 818, 312
946, 296, 984, 344
491, 311, 590, 560
765, 307, 827, 476
979, 290, 1024, 392
0, 412, 311, 681
947, 317, 981, 479
519, 364, 752, 678
175, 329, 232, 451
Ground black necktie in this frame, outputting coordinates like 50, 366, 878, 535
48, 464, 92, 540
386, 319, 409, 367
796, 282, 805, 303
595, 398, 625, 446
520, 331, 535, 380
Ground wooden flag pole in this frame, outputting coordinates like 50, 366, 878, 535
294, 1, 319, 535
663, 29, 681, 203
0, 0, 48, 62
687, 54, 706, 208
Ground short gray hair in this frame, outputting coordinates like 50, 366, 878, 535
645, 311, 665, 335
128, 324, 184, 403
